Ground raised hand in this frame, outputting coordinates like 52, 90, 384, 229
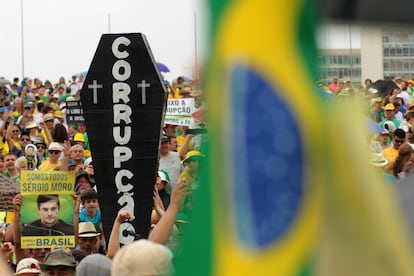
12, 194, 23, 212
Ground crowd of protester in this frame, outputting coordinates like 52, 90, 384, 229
0, 74, 205, 275
324, 75, 414, 182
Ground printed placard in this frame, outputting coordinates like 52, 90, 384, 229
0, 175, 20, 211
20, 171, 75, 248
165, 98, 195, 126
66, 100, 85, 123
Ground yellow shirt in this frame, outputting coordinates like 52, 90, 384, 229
0, 138, 4, 156
40, 128, 50, 145
174, 88, 180, 99
176, 135, 193, 155
39, 160, 61, 171
383, 147, 398, 169
4, 139, 20, 154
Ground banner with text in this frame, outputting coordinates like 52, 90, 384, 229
165, 98, 195, 126
0, 175, 20, 211
20, 171, 75, 249
66, 100, 85, 124
80, 33, 167, 244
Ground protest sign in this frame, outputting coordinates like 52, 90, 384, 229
66, 100, 85, 123
19, 171, 75, 249
80, 33, 167, 244
0, 174, 20, 211
165, 98, 195, 126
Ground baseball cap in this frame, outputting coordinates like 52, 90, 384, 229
158, 170, 170, 183
182, 150, 204, 164
74, 133, 85, 142
384, 103, 395, 111
15, 258, 41, 275
161, 135, 169, 143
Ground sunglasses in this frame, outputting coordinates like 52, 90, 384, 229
49, 150, 61, 155
36, 145, 45, 149
20, 138, 31, 142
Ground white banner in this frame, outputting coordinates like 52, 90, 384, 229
165, 98, 195, 126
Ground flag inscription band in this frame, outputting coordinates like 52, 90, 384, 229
80, 33, 167, 244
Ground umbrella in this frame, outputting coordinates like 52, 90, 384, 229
371, 80, 399, 98
156, 62, 170, 73
366, 116, 386, 133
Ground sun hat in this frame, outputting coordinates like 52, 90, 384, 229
39, 250, 77, 270
25, 121, 38, 129
15, 258, 41, 275
76, 170, 92, 182
54, 110, 64, 119
48, 142, 62, 151
78, 222, 101, 238
374, 97, 382, 103
370, 153, 389, 167
43, 113, 54, 122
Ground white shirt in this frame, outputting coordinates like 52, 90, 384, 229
159, 151, 182, 189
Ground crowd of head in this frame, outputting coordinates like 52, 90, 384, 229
324, 75, 414, 181
0, 74, 206, 275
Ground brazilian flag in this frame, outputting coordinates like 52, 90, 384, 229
177, 0, 324, 275
176, 0, 414, 275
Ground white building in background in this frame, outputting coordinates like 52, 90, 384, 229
317, 23, 414, 85
360, 26, 383, 82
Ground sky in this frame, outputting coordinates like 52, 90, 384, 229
0, 0, 208, 84
317, 23, 361, 49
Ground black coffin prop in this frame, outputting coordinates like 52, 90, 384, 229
80, 33, 167, 245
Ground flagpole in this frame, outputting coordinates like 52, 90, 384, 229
108, 13, 111, 33
194, 12, 198, 79
349, 24, 353, 82
21, 0, 25, 79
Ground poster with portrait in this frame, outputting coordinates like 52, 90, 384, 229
20, 171, 76, 249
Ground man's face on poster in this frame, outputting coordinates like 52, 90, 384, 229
38, 199, 59, 227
